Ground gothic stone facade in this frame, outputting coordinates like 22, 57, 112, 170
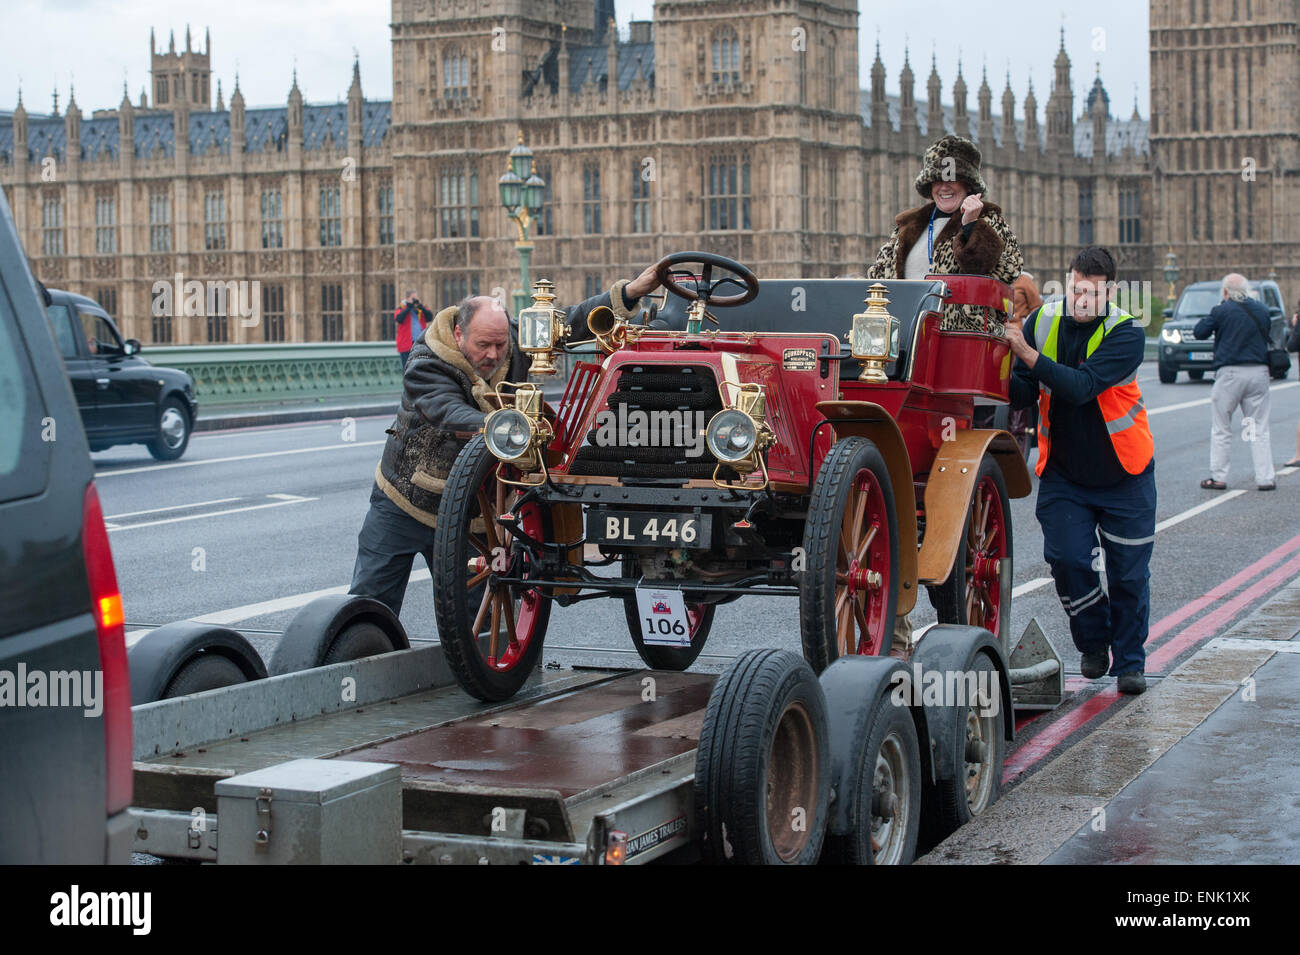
3, 1, 1226, 347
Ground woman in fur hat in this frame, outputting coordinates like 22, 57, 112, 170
867, 135, 1023, 332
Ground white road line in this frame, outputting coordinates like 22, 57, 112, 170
107, 495, 318, 532
1146, 380, 1300, 417
1155, 490, 1248, 532
93, 440, 385, 478
1013, 577, 1054, 597
188, 569, 432, 627
105, 497, 242, 521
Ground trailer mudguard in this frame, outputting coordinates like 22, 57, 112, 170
267, 594, 409, 676
819, 655, 934, 835
907, 624, 1014, 784
128, 622, 267, 705
916, 428, 1030, 585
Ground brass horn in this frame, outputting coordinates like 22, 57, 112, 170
587, 304, 628, 353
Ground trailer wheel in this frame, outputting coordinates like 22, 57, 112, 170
434, 435, 553, 702
620, 556, 716, 670
927, 453, 1011, 638
820, 659, 921, 866
695, 649, 831, 865
800, 437, 899, 671
919, 652, 1006, 847
322, 621, 396, 664
267, 595, 407, 676
163, 654, 250, 698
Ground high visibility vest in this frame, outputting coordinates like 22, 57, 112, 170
1032, 302, 1154, 478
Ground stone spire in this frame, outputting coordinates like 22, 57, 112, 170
1090, 64, 1109, 160
977, 65, 993, 147
215, 78, 224, 111
347, 56, 364, 144
1023, 74, 1039, 152
898, 46, 916, 131
1001, 70, 1016, 150
287, 68, 304, 157
927, 52, 943, 137
952, 58, 969, 139
870, 38, 888, 130
118, 82, 134, 168
1047, 26, 1075, 147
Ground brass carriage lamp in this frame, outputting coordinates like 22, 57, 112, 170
516, 278, 569, 377
849, 283, 900, 382
483, 383, 550, 475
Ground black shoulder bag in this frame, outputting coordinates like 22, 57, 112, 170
1252, 307, 1291, 377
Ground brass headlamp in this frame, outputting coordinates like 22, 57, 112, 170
849, 283, 901, 382
516, 279, 569, 377
706, 381, 776, 490
483, 382, 552, 485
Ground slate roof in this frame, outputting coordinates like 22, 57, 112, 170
564, 42, 655, 93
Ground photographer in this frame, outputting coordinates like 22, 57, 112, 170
394, 290, 432, 368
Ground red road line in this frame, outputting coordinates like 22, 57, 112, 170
1003, 531, 1300, 784
1146, 552, 1300, 673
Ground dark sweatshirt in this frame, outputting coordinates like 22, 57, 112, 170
1192, 297, 1270, 370
1009, 303, 1149, 488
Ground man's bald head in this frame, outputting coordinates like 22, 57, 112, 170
1222, 273, 1250, 302
453, 296, 510, 379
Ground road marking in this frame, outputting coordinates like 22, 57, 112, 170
107, 494, 318, 532
93, 440, 385, 478
1145, 380, 1299, 416
105, 497, 242, 521
1155, 490, 1247, 532
175, 569, 434, 628
1211, 637, 1300, 654
1013, 577, 1054, 597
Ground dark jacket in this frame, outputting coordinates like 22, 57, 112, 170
1193, 297, 1270, 370
376, 280, 642, 527
1010, 303, 1148, 488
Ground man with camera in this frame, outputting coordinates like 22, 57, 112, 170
394, 290, 432, 368
350, 267, 660, 618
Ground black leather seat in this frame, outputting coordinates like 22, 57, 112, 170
653, 278, 946, 381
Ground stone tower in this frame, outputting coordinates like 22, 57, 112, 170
150, 25, 212, 111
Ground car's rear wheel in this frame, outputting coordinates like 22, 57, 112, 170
927, 454, 1011, 638
800, 437, 899, 672
147, 398, 191, 461
620, 556, 716, 670
434, 436, 552, 702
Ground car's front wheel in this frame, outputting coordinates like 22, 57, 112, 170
147, 398, 191, 460
1157, 362, 1177, 384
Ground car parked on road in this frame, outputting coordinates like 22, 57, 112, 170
1158, 278, 1289, 383
44, 289, 198, 459
0, 191, 134, 863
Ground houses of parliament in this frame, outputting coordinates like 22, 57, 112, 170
0, 0, 1294, 345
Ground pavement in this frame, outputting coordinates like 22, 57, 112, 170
91, 358, 1300, 864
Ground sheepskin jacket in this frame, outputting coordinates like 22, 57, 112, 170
376, 280, 640, 527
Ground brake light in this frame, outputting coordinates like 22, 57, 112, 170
81, 483, 133, 815
605, 829, 627, 866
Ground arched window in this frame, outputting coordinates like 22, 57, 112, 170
443, 50, 469, 101
711, 30, 740, 85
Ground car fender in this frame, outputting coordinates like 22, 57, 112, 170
908, 624, 1013, 783
128, 622, 267, 705
267, 594, 409, 676
814, 400, 919, 615
819, 655, 932, 834
916, 428, 1029, 585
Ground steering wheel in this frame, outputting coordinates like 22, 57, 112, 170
654, 251, 760, 308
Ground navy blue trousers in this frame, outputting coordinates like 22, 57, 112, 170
349, 482, 435, 617
1035, 466, 1156, 676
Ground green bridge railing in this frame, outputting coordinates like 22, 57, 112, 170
142, 342, 405, 406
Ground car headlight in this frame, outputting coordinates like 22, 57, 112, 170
485, 409, 535, 462
1161, 327, 1182, 344
706, 410, 758, 463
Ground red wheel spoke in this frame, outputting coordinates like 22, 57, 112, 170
855, 522, 878, 564
477, 490, 500, 549
488, 593, 502, 662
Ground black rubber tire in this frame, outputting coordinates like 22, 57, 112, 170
800, 437, 900, 673
434, 435, 552, 702
1157, 362, 1177, 384
620, 557, 716, 670
147, 397, 191, 461
162, 654, 249, 698
926, 454, 1012, 634
1188, 368, 1205, 381
918, 652, 1006, 849
322, 621, 396, 665
695, 649, 831, 865
822, 692, 922, 866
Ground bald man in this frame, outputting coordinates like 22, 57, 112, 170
350, 268, 659, 617
1193, 272, 1276, 491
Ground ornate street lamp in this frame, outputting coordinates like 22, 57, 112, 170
1162, 248, 1179, 309
499, 132, 546, 316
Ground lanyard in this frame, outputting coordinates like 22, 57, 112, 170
927, 206, 939, 266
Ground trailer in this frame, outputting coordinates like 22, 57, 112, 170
128, 622, 1020, 866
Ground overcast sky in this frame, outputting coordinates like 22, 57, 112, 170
3, 1, 1149, 119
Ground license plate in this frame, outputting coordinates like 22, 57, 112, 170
1189, 352, 1213, 361
588, 510, 710, 549
634, 586, 691, 647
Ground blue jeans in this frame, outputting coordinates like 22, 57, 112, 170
1035, 466, 1156, 676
